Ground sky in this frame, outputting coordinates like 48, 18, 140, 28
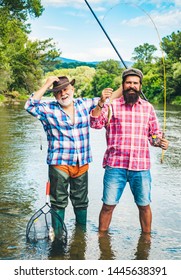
28, 0, 181, 63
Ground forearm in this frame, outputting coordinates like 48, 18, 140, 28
32, 81, 51, 100
91, 85, 122, 117
91, 100, 104, 117
90, 111, 106, 129
32, 76, 59, 100
92, 87, 113, 117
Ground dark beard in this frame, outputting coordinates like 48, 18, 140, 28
123, 88, 141, 105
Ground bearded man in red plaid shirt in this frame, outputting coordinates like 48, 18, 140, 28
90, 68, 169, 234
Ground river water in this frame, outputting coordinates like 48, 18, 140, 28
0, 101, 180, 260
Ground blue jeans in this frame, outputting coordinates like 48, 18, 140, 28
102, 166, 152, 206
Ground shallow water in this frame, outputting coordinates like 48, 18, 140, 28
0, 101, 180, 260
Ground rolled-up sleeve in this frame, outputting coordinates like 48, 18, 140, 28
148, 106, 163, 146
90, 107, 108, 129
24, 95, 47, 121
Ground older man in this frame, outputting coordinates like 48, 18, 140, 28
25, 75, 121, 229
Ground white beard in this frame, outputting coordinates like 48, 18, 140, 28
58, 96, 73, 107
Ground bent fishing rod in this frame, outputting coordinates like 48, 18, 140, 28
84, 0, 148, 101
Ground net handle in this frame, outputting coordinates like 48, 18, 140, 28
46, 181, 50, 204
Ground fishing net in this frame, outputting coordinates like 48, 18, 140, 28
26, 182, 67, 245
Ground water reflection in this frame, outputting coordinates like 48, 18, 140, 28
98, 231, 151, 260
25, 228, 68, 260
98, 232, 116, 260
134, 233, 151, 260
48, 239, 68, 260
67, 224, 87, 260
49, 224, 87, 260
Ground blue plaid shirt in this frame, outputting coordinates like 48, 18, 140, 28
25, 96, 99, 166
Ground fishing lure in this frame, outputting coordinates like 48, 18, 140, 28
152, 135, 161, 146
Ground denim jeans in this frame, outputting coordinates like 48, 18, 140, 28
103, 166, 152, 206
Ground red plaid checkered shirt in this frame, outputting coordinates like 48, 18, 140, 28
90, 96, 162, 170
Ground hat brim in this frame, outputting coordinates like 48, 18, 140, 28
49, 79, 75, 93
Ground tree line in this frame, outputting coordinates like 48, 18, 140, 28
0, 1, 181, 105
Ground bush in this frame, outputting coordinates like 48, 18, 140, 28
5, 91, 20, 99
171, 96, 181, 105
0, 94, 6, 101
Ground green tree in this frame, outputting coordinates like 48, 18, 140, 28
0, 2, 61, 96
132, 43, 157, 64
142, 68, 163, 103
161, 31, 181, 63
9, 38, 60, 94
0, 41, 12, 93
161, 31, 181, 103
91, 70, 116, 97
96, 59, 122, 76
172, 62, 181, 104
89, 59, 122, 97
0, 0, 44, 21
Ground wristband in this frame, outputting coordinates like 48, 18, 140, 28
98, 102, 103, 109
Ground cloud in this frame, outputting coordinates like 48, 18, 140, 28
30, 0, 181, 62
41, 0, 181, 7
42, 0, 83, 7
41, 0, 118, 6
45, 26, 68, 31
151, 9, 181, 29
121, 9, 181, 31
147, 0, 181, 6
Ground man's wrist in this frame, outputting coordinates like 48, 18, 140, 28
98, 101, 104, 109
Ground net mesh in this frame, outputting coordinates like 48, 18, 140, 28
26, 204, 67, 245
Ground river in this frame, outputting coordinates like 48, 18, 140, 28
0, 101, 180, 260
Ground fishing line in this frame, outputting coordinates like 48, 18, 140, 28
103, 1, 167, 163
84, 0, 148, 102
40, 135, 42, 150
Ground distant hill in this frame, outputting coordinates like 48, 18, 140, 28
59, 57, 99, 65
57, 57, 133, 68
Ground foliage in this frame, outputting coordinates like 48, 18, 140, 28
88, 60, 123, 97
55, 61, 97, 70
132, 43, 157, 64
142, 68, 163, 103
46, 66, 96, 98
96, 59, 122, 76
130, 32, 181, 105
161, 31, 181, 63
0, 0, 44, 21
158, 31, 181, 103
0, 1, 180, 105
0, 3, 60, 95
0, 94, 6, 101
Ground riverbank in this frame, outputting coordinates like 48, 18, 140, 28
0, 93, 28, 107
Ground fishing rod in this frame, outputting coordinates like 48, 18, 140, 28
84, 0, 148, 101
84, 0, 127, 68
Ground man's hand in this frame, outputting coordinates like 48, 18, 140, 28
44, 76, 59, 89
160, 138, 169, 150
100, 88, 113, 105
32, 76, 59, 100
